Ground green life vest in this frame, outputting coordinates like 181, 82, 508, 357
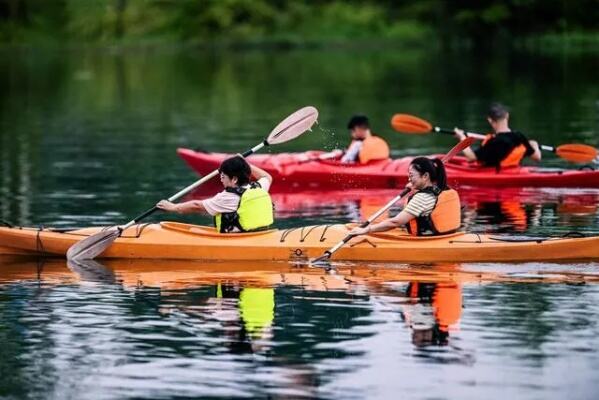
214, 182, 274, 233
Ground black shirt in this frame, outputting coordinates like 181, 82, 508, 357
474, 131, 534, 167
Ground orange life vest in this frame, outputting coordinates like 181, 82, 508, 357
406, 187, 461, 236
482, 133, 527, 168
358, 135, 390, 164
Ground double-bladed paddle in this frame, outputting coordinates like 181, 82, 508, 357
67, 106, 319, 261
391, 113, 598, 164
310, 137, 476, 266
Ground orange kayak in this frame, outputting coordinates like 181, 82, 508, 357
1, 222, 599, 263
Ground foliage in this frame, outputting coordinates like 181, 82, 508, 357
0, 0, 597, 46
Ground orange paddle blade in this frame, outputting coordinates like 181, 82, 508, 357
555, 144, 598, 163
390, 114, 433, 134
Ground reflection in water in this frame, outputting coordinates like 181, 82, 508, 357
401, 281, 462, 347
2, 258, 599, 398
2, 46, 599, 399
1, 47, 599, 231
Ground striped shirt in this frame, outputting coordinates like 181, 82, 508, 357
403, 192, 437, 217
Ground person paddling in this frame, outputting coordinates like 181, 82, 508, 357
453, 102, 541, 169
338, 115, 390, 164
157, 156, 274, 233
349, 156, 460, 236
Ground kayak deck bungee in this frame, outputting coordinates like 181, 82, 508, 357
2, 222, 599, 262
177, 149, 599, 189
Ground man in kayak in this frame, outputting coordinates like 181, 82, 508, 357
349, 156, 460, 236
453, 103, 541, 168
338, 115, 390, 164
157, 156, 274, 233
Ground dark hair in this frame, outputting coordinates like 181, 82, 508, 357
409, 157, 448, 190
219, 156, 251, 186
347, 115, 370, 130
487, 102, 509, 121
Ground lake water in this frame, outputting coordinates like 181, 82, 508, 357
1, 45, 598, 399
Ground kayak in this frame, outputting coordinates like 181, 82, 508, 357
177, 148, 599, 189
2, 222, 599, 262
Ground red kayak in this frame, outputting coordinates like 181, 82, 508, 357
177, 148, 599, 189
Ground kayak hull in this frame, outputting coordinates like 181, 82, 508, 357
2, 222, 599, 263
177, 149, 599, 189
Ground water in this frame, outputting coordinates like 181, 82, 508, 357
1, 46, 599, 399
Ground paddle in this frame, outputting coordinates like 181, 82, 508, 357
66, 106, 319, 261
391, 113, 598, 164
310, 137, 476, 266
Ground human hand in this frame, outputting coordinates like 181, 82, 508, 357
349, 226, 370, 236
453, 128, 466, 140
157, 200, 177, 212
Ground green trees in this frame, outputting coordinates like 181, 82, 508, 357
0, 0, 597, 45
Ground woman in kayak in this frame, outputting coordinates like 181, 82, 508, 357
453, 102, 541, 169
349, 156, 461, 236
157, 156, 274, 233
338, 115, 390, 164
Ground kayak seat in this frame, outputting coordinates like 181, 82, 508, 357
344, 224, 464, 241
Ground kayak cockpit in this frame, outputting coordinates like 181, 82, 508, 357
160, 221, 277, 237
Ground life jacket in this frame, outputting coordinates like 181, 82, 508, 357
406, 186, 461, 236
358, 135, 390, 164
481, 133, 527, 168
214, 182, 274, 233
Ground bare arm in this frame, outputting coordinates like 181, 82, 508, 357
454, 129, 477, 162
528, 140, 542, 162
156, 199, 206, 214
350, 210, 416, 236
249, 163, 272, 186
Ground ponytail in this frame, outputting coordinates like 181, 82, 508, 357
431, 158, 448, 190
409, 157, 449, 190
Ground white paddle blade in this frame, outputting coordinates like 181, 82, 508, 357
66, 227, 121, 260
267, 106, 318, 145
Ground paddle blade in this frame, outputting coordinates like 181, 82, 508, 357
267, 106, 319, 145
555, 144, 598, 163
390, 114, 433, 134
66, 227, 121, 260
441, 137, 476, 163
